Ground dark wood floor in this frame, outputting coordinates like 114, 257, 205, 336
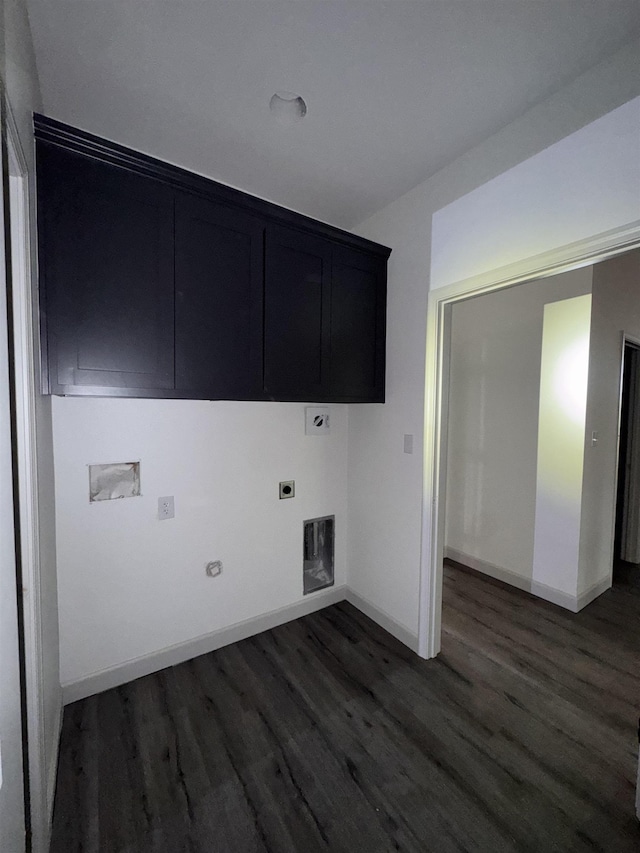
613, 558, 640, 589
50, 563, 640, 852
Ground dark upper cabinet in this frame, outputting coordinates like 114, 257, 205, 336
329, 246, 386, 402
264, 226, 332, 400
38, 144, 175, 395
175, 193, 264, 399
264, 228, 387, 402
35, 115, 390, 402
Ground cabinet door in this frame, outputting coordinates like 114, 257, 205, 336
38, 145, 175, 394
264, 226, 332, 400
175, 193, 264, 399
328, 246, 386, 402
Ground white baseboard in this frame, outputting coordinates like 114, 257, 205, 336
46, 694, 63, 837
529, 580, 579, 612
57, 554, 614, 705
61, 582, 424, 704
446, 546, 533, 595
444, 546, 595, 612
62, 585, 348, 704
577, 576, 612, 610
346, 589, 419, 653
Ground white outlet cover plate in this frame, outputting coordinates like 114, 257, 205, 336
158, 495, 175, 520
305, 407, 330, 435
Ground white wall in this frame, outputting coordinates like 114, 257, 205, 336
53, 398, 348, 690
580, 249, 640, 594
532, 293, 592, 602
445, 270, 591, 595
351, 40, 640, 640
431, 97, 640, 290
2, 0, 61, 844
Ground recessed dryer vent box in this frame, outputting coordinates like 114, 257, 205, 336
305, 406, 330, 435
303, 515, 334, 594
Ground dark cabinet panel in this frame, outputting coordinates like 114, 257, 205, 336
175, 193, 264, 398
329, 246, 386, 402
263, 227, 386, 402
38, 145, 175, 394
36, 116, 390, 402
264, 227, 332, 400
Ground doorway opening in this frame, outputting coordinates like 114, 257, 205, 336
419, 235, 640, 659
613, 338, 640, 589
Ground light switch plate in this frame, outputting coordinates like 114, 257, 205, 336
305, 406, 330, 435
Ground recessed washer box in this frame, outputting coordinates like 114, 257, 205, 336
89, 462, 140, 502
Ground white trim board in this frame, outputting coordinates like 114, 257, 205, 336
5, 93, 62, 853
444, 547, 611, 613
432, 220, 640, 298
46, 702, 63, 839
63, 585, 348, 703
62, 584, 423, 703
577, 577, 612, 611
346, 589, 420, 653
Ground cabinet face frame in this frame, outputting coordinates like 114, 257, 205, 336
263, 229, 388, 403
174, 191, 266, 400
35, 114, 391, 402
37, 145, 176, 395
329, 245, 387, 404
263, 225, 332, 401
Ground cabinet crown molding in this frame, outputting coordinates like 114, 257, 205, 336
33, 113, 391, 259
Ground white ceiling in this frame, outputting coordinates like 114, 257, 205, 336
26, 1, 640, 228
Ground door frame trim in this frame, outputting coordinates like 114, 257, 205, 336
612, 333, 640, 580
418, 219, 640, 658
5, 96, 55, 853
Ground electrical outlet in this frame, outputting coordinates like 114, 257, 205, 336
158, 495, 175, 520
279, 480, 295, 499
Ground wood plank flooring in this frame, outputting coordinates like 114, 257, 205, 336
50, 563, 640, 852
